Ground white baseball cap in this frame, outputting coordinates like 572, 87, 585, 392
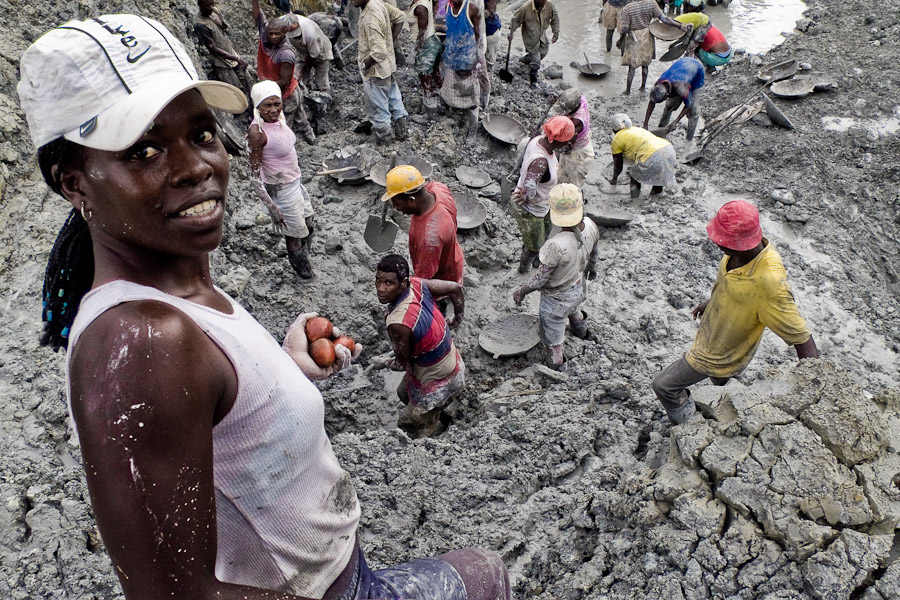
17, 14, 248, 152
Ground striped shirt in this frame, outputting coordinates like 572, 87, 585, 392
618, 0, 662, 32
385, 278, 459, 384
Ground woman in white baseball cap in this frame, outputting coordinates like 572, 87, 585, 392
19, 14, 508, 600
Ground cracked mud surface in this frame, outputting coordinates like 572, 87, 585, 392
0, 0, 899, 598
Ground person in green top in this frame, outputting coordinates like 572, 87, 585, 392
652, 200, 819, 424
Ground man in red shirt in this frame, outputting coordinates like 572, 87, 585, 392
381, 165, 465, 286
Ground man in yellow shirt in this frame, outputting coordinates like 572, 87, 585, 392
652, 201, 819, 424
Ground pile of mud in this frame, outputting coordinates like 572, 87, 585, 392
0, 0, 899, 598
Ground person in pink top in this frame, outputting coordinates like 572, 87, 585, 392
248, 81, 316, 279
546, 88, 595, 187
381, 165, 465, 286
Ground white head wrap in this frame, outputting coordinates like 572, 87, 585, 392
250, 80, 286, 125
611, 113, 632, 132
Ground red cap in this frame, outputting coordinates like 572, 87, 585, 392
542, 115, 575, 143
706, 200, 763, 251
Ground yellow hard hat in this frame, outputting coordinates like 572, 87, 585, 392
381, 165, 426, 202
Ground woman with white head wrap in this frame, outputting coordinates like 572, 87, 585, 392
248, 80, 316, 278
609, 113, 677, 199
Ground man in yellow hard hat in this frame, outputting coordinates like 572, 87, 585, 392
513, 184, 600, 371
381, 165, 465, 286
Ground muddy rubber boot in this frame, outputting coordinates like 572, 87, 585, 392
300, 124, 317, 145
665, 397, 697, 425
571, 311, 594, 340
394, 116, 409, 141
529, 71, 538, 87
518, 248, 537, 273
375, 129, 394, 145
288, 245, 314, 279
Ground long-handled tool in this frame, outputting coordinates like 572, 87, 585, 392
583, 52, 597, 75
315, 166, 357, 176
363, 154, 399, 252
683, 68, 798, 163
499, 37, 514, 83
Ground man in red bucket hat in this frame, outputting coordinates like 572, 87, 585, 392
652, 200, 819, 424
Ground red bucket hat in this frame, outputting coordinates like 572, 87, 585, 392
542, 115, 575, 143
706, 200, 763, 251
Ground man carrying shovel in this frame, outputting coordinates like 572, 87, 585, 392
513, 184, 600, 371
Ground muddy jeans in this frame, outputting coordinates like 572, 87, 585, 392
335, 543, 511, 600
651, 356, 731, 412
363, 75, 409, 137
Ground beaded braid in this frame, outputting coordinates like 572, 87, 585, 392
37, 139, 94, 351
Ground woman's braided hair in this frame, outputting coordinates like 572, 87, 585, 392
37, 138, 94, 351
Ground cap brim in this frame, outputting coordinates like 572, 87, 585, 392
550, 207, 583, 228
63, 78, 248, 151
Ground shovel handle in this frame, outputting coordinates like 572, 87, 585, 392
504, 36, 513, 70
316, 166, 356, 175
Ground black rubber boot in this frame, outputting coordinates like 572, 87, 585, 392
394, 116, 409, 141
518, 248, 537, 273
288, 243, 314, 279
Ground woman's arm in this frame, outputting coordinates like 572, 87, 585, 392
248, 125, 285, 229
69, 301, 315, 600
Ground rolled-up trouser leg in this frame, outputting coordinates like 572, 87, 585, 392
686, 93, 701, 140
439, 548, 512, 600
651, 356, 711, 413
282, 87, 310, 130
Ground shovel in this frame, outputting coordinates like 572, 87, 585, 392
582, 52, 598, 75
682, 68, 798, 163
363, 154, 399, 252
499, 37, 514, 83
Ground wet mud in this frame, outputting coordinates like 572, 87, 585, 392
0, 0, 899, 598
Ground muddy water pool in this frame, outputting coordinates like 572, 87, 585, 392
501, 0, 807, 95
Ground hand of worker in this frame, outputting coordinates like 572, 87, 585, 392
507, 31, 514, 41
236, 57, 248, 69
587, 267, 598, 281
608, 176, 617, 185
511, 188, 526, 206
551, 33, 559, 43
448, 310, 464, 329
268, 204, 286, 229
691, 301, 709, 320
283, 312, 359, 380
513, 288, 525, 305
666, 124, 676, 133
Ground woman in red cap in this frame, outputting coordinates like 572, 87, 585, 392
511, 115, 575, 273
651, 200, 819, 424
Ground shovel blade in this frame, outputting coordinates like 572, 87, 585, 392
363, 215, 399, 252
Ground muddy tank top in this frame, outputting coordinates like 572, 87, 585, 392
516, 135, 559, 217
253, 118, 303, 185
443, 0, 477, 70
65, 280, 360, 598
408, 0, 436, 39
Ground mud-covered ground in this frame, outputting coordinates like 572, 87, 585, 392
1, 0, 899, 598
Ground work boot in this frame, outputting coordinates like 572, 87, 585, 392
375, 130, 394, 145
529, 71, 538, 86
571, 311, 594, 340
394, 116, 409, 141
518, 248, 537, 273
299, 124, 317, 145
288, 244, 314, 279
665, 397, 697, 425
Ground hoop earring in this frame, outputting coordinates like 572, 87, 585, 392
80, 203, 92, 222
